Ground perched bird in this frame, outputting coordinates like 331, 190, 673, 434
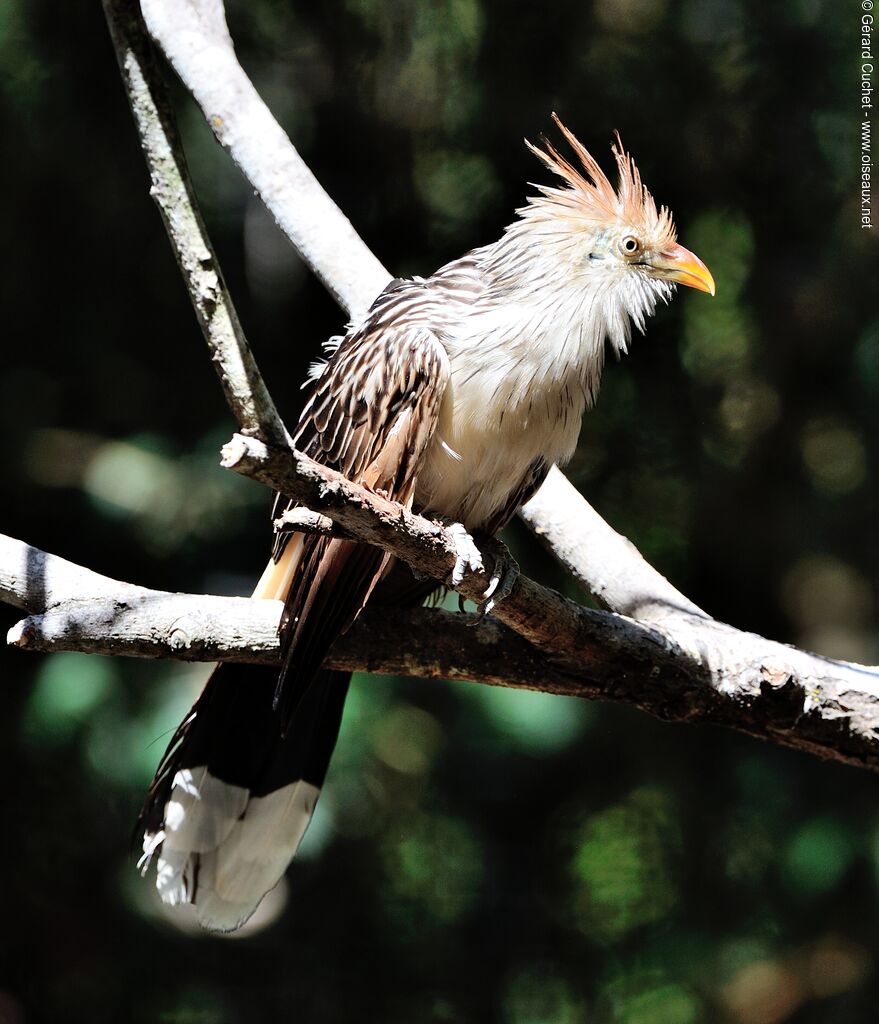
139, 115, 715, 932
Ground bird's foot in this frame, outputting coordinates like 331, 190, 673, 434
444, 521, 484, 585
474, 535, 519, 618
438, 520, 518, 617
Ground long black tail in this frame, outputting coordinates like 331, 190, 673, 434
139, 664, 350, 932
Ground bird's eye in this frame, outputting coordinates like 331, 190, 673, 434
621, 235, 641, 256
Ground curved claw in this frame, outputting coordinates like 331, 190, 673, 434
439, 521, 518, 619
473, 538, 519, 620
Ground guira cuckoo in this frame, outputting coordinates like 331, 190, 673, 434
139, 116, 715, 932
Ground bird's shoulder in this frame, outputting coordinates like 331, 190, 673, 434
290, 246, 496, 469
360, 250, 491, 334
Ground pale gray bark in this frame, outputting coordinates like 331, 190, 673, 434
4, 0, 876, 780
5, 530, 879, 771
103, 0, 289, 448
520, 465, 707, 619
139, 0, 391, 320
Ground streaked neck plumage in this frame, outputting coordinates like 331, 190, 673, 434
412, 235, 674, 531
438, 227, 676, 410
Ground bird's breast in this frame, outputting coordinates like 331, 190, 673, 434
414, 343, 588, 531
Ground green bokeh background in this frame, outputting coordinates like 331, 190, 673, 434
1, 0, 877, 1021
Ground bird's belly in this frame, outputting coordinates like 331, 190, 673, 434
414, 375, 584, 531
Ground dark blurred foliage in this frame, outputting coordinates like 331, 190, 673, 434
1, 0, 877, 1021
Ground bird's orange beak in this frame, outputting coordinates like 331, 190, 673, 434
652, 243, 716, 296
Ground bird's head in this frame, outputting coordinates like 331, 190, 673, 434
494, 114, 714, 355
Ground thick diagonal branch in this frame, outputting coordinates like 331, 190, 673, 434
140, 0, 391, 319
5, 530, 879, 772
219, 433, 586, 657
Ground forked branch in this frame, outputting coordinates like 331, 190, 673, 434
3, 0, 878, 781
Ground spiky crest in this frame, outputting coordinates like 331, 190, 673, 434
522, 113, 677, 249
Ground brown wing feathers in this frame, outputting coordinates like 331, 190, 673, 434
137, 294, 451, 928
272, 315, 450, 723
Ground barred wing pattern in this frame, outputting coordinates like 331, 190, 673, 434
272, 295, 451, 722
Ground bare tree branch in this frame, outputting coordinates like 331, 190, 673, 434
219, 432, 583, 657
139, 0, 392, 320
101, 3, 608, 676
5, 531, 879, 771
0, 535, 580, 691
520, 465, 708, 620
103, 0, 289, 448
217, 436, 879, 777
5, 0, 867, 779
105, 0, 607, 668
